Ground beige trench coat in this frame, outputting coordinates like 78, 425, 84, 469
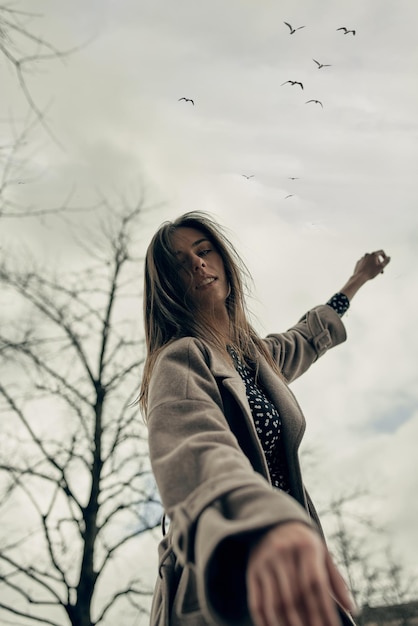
147, 305, 351, 626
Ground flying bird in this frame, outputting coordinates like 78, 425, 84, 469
284, 22, 305, 34
313, 59, 331, 69
337, 27, 356, 35
288, 177, 299, 180
284, 194, 294, 199
178, 97, 194, 105
242, 174, 254, 179
305, 99, 323, 108
281, 80, 304, 89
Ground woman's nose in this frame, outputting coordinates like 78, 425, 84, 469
192, 254, 205, 270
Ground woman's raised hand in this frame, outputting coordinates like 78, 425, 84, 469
352, 250, 391, 280
339, 249, 391, 301
246, 521, 356, 626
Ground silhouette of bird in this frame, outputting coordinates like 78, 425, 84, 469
284, 194, 294, 199
284, 22, 305, 34
313, 59, 331, 69
242, 174, 254, 179
337, 27, 356, 35
305, 99, 323, 108
178, 97, 194, 105
281, 80, 304, 90
288, 177, 299, 180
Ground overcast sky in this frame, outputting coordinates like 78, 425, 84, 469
2, 0, 418, 620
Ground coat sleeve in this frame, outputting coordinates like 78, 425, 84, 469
264, 304, 347, 382
147, 338, 316, 626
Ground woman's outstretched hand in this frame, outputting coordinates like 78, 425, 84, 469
340, 249, 391, 301
353, 250, 390, 280
246, 521, 356, 626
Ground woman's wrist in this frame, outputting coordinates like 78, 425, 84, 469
339, 272, 368, 301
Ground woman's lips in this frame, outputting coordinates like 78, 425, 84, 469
196, 276, 216, 289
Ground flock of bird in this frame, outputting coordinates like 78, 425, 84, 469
178, 22, 356, 111
176, 20, 357, 197
279, 22, 356, 195
279, 22, 357, 109
178, 21, 356, 113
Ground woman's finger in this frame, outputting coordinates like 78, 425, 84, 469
273, 558, 306, 626
298, 551, 341, 626
247, 568, 268, 626
325, 551, 358, 615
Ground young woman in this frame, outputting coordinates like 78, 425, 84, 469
140, 211, 390, 626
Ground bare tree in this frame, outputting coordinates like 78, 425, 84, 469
387, 551, 417, 605
0, 3, 86, 139
0, 2, 99, 221
0, 200, 162, 626
321, 490, 418, 623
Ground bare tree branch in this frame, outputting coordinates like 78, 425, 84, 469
0, 601, 61, 626
321, 489, 418, 612
0, 202, 161, 626
0, 4, 94, 144
94, 581, 153, 624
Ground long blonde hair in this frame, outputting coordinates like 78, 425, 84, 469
139, 211, 282, 415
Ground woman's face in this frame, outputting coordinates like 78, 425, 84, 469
170, 227, 229, 314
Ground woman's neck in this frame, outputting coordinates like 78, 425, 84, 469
201, 307, 232, 345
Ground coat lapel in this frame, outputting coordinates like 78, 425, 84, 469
205, 346, 271, 480
258, 354, 308, 506
204, 343, 307, 505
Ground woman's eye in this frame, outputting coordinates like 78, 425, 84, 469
198, 249, 211, 257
